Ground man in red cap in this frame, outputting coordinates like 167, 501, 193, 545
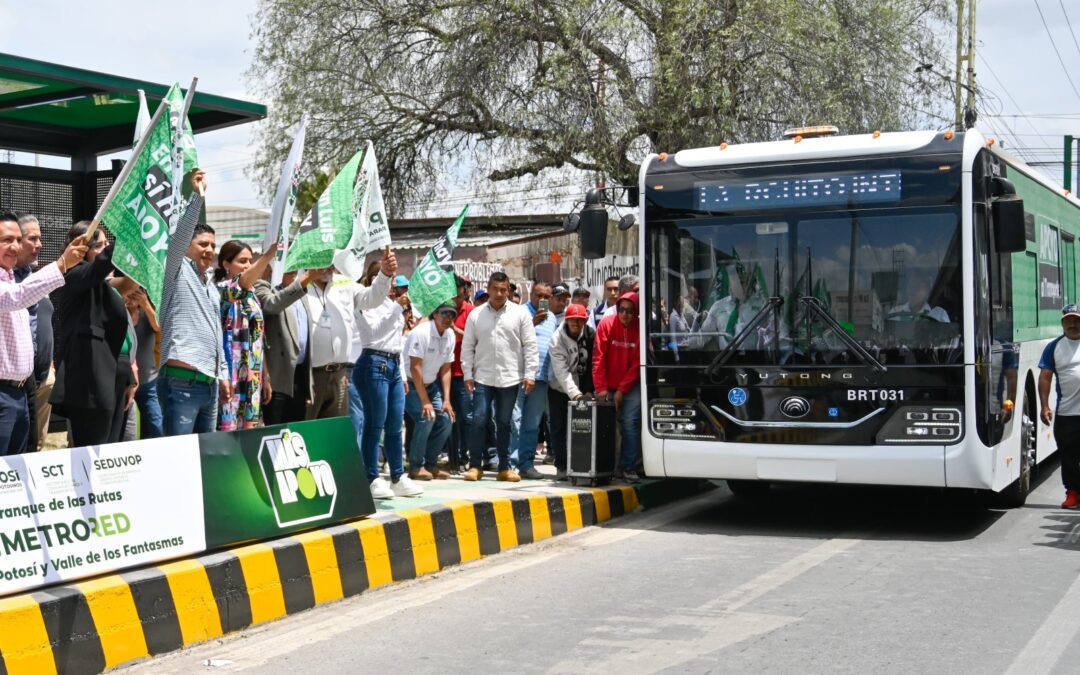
548, 302, 595, 480
593, 291, 641, 482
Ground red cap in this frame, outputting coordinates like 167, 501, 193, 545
564, 304, 588, 320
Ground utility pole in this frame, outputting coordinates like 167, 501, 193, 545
954, 0, 977, 130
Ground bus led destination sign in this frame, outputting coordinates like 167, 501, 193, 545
696, 170, 902, 211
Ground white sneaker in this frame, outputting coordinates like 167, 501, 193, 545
369, 477, 394, 499
392, 475, 424, 497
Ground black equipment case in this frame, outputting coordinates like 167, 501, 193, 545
567, 399, 616, 486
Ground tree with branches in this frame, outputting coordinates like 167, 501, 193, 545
249, 0, 950, 213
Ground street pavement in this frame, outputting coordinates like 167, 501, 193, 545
132, 460, 1080, 675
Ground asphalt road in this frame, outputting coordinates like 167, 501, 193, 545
133, 462, 1080, 675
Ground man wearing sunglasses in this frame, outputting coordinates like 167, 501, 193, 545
594, 292, 642, 482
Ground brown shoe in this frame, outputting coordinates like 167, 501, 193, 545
496, 470, 521, 483
408, 468, 434, 481
463, 467, 483, 481
429, 468, 451, 480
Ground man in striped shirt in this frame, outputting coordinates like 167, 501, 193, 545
0, 211, 87, 454
157, 171, 229, 436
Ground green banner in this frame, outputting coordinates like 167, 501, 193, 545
199, 417, 375, 547
285, 149, 364, 272
101, 83, 198, 308
409, 205, 468, 316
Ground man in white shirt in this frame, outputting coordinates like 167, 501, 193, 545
303, 254, 394, 421
460, 271, 538, 482
404, 303, 457, 480
1040, 304, 1080, 509
354, 275, 424, 499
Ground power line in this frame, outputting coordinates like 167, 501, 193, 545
977, 54, 1056, 160
1061, 0, 1080, 62
1034, 0, 1080, 103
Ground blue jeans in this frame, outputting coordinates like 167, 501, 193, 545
347, 376, 365, 455
405, 382, 452, 471
135, 379, 164, 439
450, 375, 472, 465
514, 381, 549, 471
158, 376, 218, 436
0, 384, 29, 455
355, 352, 405, 481
618, 385, 642, 472
469, 383, 519, 471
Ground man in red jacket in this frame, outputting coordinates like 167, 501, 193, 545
594, 291, 642, 482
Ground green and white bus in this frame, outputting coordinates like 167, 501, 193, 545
637, 128, 1077, 506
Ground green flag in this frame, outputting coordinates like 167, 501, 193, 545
101, 83, 198, 308
285, 149, 363, 272
409, 206, 469, 316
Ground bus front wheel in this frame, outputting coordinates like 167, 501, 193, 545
993, 406, 1037, 509
726, 479, 771, 498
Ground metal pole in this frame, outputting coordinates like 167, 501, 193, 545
1066, 135, 1074, 194
954, 0, 965, 131
965, 0, 976, 127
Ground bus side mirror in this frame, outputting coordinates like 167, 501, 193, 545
992, 197, 1026, 253
579, 188, 610, 259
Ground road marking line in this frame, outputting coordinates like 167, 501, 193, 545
700, 534, 865, 614
1005, 567, 1080, 675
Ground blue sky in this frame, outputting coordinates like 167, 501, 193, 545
1, 0, 1079, 207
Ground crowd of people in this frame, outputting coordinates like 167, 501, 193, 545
0, 172, 645, 499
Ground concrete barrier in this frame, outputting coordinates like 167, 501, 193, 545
0, 486, 640, 675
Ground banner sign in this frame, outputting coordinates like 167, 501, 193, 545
0, 418, 373, 597
409, 205, 468, 316
199, 418, 374, 547
0, 437, 204, 595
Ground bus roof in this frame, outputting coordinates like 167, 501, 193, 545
667, 130, 942, 169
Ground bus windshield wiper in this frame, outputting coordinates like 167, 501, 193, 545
798, 296, 887, 373
707, 295, 784, 375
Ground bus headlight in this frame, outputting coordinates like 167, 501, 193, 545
876, 406, 963, 444
650, 401, 720, 439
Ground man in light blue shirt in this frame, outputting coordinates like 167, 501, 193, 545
513, 280, 556, 479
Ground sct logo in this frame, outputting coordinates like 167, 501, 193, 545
779, 396, 811, 418
258, 430, 337, 528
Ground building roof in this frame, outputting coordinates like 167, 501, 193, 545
0, 52, 266, 157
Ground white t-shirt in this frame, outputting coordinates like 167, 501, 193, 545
1040, 336, 1080, 416
404, 320, 455, 385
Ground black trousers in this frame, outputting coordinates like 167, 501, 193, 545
263, 365, 310, 426
66, 355, 132, 448
1057, 415, 1080, 491
22, 371, 37, 453
547, 387, 570, 471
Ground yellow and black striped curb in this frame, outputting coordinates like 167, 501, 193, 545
0, 486, 638, 675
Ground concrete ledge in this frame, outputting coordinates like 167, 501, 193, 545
0, 486, 640, 675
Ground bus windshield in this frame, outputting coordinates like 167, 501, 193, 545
646, 160, 964, 367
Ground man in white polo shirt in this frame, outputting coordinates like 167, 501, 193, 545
1039, 304, 1080, 509
404, 303, 458, 480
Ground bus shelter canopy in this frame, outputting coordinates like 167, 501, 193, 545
0, 52, 266, 160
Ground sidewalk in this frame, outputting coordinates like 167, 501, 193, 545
372, 462, 614, 513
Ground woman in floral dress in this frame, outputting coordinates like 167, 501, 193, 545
214, 240, 276, 431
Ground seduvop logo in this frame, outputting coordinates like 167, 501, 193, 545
258, 429, 337, 528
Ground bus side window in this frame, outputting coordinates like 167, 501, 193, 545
1062, 233, 1076, 305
